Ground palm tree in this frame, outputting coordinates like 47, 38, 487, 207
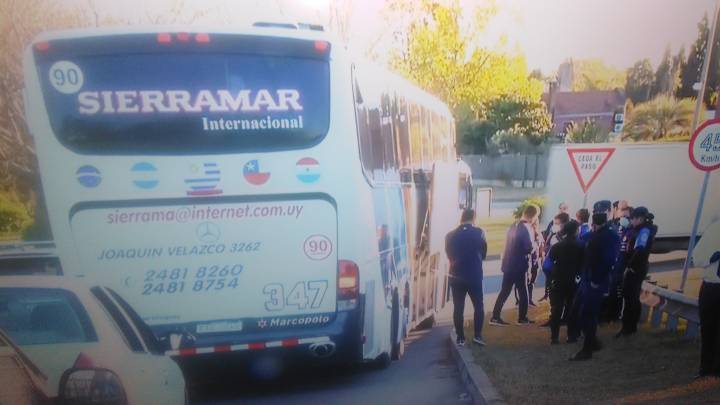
622, 96, 694, 141
565, 118, 609, 143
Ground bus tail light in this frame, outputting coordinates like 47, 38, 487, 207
338, 260, 359, 310
314, 40, 329, 53
59, 353, 127, 405
176, 32, 190, 42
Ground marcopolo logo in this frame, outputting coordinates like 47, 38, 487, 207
257, 314, 332, 329
131, 162, 159, 189
76, 165, 101, 188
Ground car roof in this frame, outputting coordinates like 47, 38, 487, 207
0, 275, 93, 291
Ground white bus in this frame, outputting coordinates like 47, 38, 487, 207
23, 26, 472, 372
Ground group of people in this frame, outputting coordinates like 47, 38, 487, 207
445, 199, 659, 361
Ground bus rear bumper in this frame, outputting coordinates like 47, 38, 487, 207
167, 298, 365, 379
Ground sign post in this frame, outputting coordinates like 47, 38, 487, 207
680, 119, 720, 292
567, 147, 616, 208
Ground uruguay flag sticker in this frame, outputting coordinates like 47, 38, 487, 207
296, 157, 321, 184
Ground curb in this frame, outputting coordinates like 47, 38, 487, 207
448, 330, 506, 405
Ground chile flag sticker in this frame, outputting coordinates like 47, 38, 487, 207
243, 160, 271, 185
296, 157, 321, 184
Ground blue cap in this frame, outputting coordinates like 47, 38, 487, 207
593, 200, 612, 214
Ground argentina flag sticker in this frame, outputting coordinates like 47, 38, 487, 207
296, 157, 320, 184
131, 162, 159, 189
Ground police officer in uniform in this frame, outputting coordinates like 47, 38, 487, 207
544, 221, 584, 344
571, 201, 619, 361
616, 207, 657, 337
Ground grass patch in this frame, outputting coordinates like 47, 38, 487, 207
467, 303, 720, 404
478, 216, 514, 257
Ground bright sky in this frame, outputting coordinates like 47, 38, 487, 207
81, 0, 717, 74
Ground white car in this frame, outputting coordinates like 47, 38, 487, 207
0, 276, 186, 404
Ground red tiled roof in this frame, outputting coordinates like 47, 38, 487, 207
548, 90, 626, 116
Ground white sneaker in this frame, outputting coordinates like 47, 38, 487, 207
472, 337, 486, 346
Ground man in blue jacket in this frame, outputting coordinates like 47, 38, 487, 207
446, 209, 488, 346
490, 205, 539, 326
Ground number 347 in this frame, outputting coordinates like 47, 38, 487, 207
263, 281, 328, 311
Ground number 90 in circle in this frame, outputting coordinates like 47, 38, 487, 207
49, 61, 84, 94
303, 234, 333, 261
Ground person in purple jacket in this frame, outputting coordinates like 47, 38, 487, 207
490, 204, 539, 326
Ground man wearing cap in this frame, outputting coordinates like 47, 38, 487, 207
571, 200, 618, 360
616, 207, 657, 337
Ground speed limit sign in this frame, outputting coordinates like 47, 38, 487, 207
689, 118, 720, 172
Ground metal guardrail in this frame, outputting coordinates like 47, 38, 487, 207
639, 280, 699, 339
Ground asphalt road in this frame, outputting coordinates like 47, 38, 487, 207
191, 312, 470, 405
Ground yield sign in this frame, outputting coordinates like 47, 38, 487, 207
566, 147, 616, 193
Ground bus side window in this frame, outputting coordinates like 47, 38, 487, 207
353, 71, 374, 181
381, 91, 397, 179
421, 107, 431, 170
409, 103, 422, 170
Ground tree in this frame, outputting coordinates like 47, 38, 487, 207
388, 0, 543, 114
571, 59, 626, 91
457, 95, 551, 154
625, 59, 654, 103
677, 13, 719, 106
565, 118, 608, 144
653, 46, 674, 97
622, 96, 694, 141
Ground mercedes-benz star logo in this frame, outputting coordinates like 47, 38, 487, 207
196, 222, 221, 243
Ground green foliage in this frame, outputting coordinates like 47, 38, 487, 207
571, 59, 626, 91
0, 192, 32, 238
388, 0, 543, 114
565, 118, 609, 144
513, 196, 546, 220
458, 96, 551, 154
622, 96, 694, 141
625, 59, 654, 104
677, 13, 718, 107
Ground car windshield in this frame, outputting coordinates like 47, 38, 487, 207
0, 288, 97, 345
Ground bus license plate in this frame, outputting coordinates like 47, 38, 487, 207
196, 320, 243, 334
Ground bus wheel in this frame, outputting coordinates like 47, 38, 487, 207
373, 352, 391, 370
391, 292, 404, 360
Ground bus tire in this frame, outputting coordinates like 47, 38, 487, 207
391, 292, 404, 360
373, 352, 391, 370
416, 313, 435, 330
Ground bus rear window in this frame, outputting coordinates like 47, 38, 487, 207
36, 47, 329, 154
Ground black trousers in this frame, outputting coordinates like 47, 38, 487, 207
550, 283, 577, 341
621, 266, 647, 334
451, 280, 484, 340
493, 271, 528, 321
580, 287, 604, 353
699, 282, 720, 376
